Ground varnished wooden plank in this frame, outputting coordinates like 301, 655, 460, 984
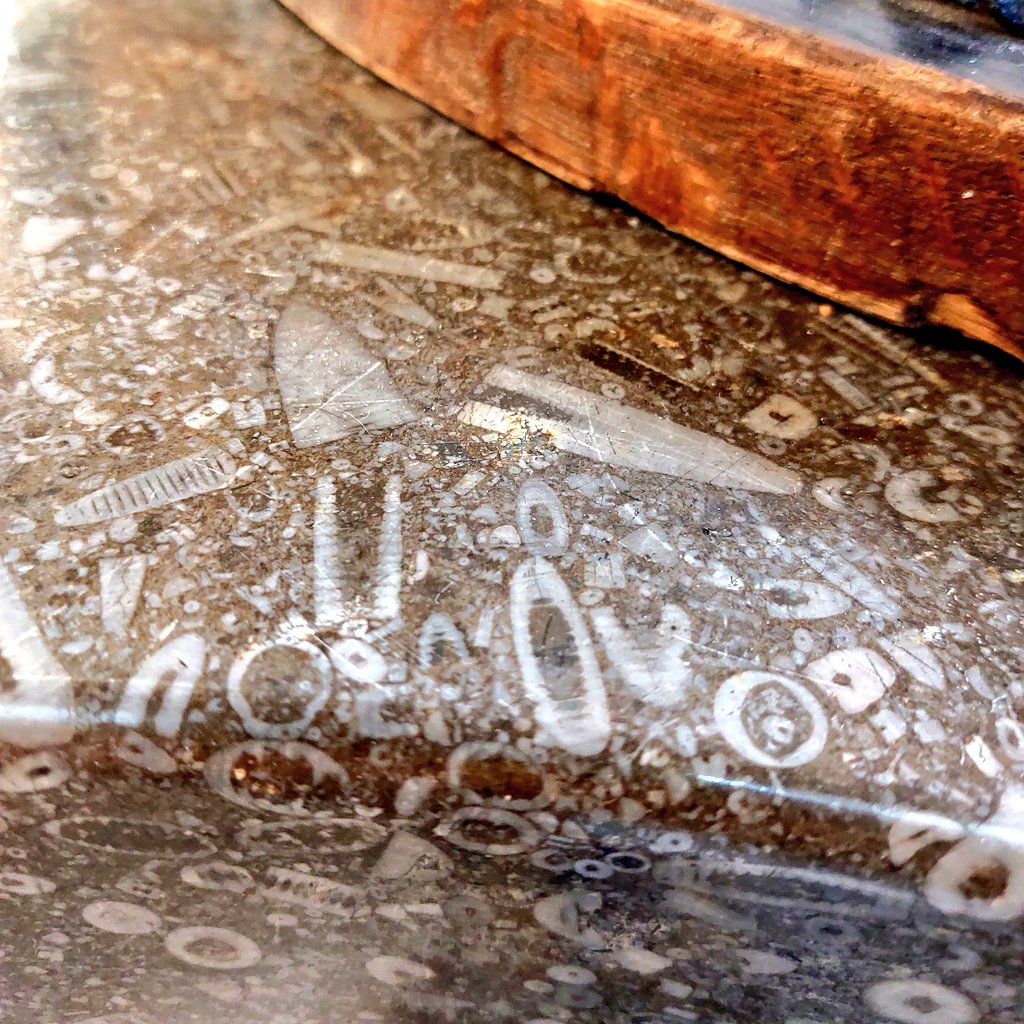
281, 0, 1024, 358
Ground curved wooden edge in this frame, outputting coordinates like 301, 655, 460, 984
281, 0, 1024, 360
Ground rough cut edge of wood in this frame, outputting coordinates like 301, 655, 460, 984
280, 0, 1024, 360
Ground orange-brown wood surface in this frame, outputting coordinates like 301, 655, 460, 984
281, 0, 1024, 358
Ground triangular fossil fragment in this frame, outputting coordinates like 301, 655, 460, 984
274, 302, 418, 448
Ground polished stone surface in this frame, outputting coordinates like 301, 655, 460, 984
0, 0, 1022, 1021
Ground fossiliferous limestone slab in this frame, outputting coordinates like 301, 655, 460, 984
1, 0, 1023, 1019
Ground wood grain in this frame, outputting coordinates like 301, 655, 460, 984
280, 0, 1024, 358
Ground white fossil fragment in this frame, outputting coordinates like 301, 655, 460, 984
865, 980, 978, 1024
99, 555, 147, 635
0, 871, 56, 896
460, 366, 801, 494
371, 830, 453, 881
274, 303, 418, 448
737, 950, 797, 975
877, 630, 946, 691
885, 469, 961, 524
183, 396, 229, 429
115, 633, 207, 737
924, 784, 1024, 921
516, 478, 569, 557
756, 579, 851, 620
363, 277, 437, 328
393, 777, 439, 817
0, 563, 76, 747
613, 947, 672, 975
227, 638, 331, 740
533, 892, 605, 949
180, 861, 255, 894
742, 394, 817, 440
0, 750, 69, 793
510, 557, 610, 756
20, 215, 84, 255
164, 926, 261, 970
264, 867, 366, 919
55, 446, 241, 526
82, 900, 161, 936
620, 523, 677, 567
29, 354, 83, 405
317, 241, 504, 289
806, 647, 896, 714
114, 731, 176, 775
313, 474, 345, 628
798, 538, 902, 621
372, 473, 404, 621
365, 955, 436, 987
591, 603, 694, 707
